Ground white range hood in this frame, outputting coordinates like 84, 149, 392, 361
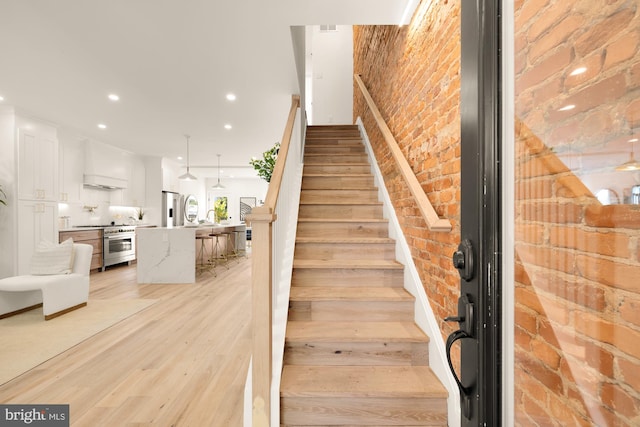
83, 140, 129, 190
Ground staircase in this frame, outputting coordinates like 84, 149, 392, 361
280, 125, 448, 426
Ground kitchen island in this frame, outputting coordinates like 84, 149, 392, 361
136, 224, 246, 284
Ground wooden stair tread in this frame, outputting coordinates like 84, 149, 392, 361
293, 259, 403, 269
297, 218, 386, 223
303, 173, 372, 177
290, 287, 413, 302
280, 365, 447, 398
299, 200, 382, 206
296, 237, 394, 244
285, 321, 429, 343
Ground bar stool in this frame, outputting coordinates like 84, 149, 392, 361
222, 231, 240, 263
196, 235, 216, 276
234, 227, 247, 258
209, 231, 229, 269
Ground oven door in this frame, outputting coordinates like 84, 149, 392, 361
104, 234, 136, 265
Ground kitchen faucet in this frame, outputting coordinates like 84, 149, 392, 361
206, 209, 216, 222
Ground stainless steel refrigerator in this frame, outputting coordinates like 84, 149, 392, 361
162, 191, 183, 227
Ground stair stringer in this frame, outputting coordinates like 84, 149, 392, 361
356, 116, 461, 427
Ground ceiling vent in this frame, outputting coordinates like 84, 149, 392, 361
320, 25, 337, 32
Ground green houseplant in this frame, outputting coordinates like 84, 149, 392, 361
249, 142, 280, 182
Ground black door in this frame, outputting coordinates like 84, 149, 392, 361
446, 0, 501, 425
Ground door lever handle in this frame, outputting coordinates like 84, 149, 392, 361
444, 294, 475, 337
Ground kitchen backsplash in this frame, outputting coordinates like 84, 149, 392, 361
58, 200, 143, 227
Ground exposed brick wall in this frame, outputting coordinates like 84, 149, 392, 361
515, 0, 640, 425
354, 0, 640, 425
353, 0, 462, 362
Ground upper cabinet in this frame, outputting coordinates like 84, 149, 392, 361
110, 152, 146, 207
17, 119, 58, 201
58, 135, 84, 203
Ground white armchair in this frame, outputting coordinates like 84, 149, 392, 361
0, 243, 93, 320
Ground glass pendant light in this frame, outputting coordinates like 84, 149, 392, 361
615, 138, 640, 172
212, 154, 225, 189
178, 135, 197, 180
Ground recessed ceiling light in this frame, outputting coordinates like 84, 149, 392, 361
226, 93, 236, 101
98, 123, 107, 129
108, 94, 120, 101
558, 104, 575, 112
177, 156, 183, 160
224, 124, 232, 130
569, 67, 587, 76
0, 96, 4, 102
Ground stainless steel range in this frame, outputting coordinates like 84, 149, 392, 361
103, 225, 136, 270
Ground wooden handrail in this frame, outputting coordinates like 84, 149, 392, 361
354, 74, 452, 232
264, 95, 301, 211
248, 94, 300, 427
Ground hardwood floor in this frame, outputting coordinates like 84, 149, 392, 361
0, 255, 252, 426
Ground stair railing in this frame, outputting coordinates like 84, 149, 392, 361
248, 94, 302, 426
354, 74, 452, 232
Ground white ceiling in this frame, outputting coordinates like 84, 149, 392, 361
0, 0, 412, 177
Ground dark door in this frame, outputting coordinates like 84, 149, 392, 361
446, 0, 501, 425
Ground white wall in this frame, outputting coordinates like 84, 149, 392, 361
309, 25, 354, 125
204, 177, 268, 223
0, 107, 17, 278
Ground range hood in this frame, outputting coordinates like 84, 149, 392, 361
83, 140, 129, 190
83, 174, 128, 190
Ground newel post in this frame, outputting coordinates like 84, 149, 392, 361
247, 206, 276, 427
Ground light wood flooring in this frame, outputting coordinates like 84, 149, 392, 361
0, 255, 252, 426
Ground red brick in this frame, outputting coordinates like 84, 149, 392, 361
529, 270, 607, 312
548, 391, 592, 427
526, 0, 572, 42
516, 46, 573, 92
600, 382, 638, 419
554, 175, 594, 198
529, 14, 585, 63
574, 311, 640, 360
516, 0, 550, 29
620, 296, 640, 328
518, 352, 564, 394
631, 62, 640, 89
531, 337, 561, 369
548, 225, 630, 258
521, 392, 555, 425
563, 54, 604, 91
584, 204, 640, 228
574, 8, 636, 57
618, 357, 640, 391
625, 98, 640, 129
603, 30, 640, 70
519, 202, 583, 224
575, 254, 640, 293
548, 74, 627, 122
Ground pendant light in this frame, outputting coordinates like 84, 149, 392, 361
178, 135, 197, 180
212, 153, 225, 189
615, 138, 640, 172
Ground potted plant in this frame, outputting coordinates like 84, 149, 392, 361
250, 142, 280, 182
135, 208, 145, 222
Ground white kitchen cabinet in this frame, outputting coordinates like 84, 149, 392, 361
110, 153, 146, 207
17, 123, 58, 201
58, 137, 83, 203
17, 200, 58, 275
129, 155, 146, 207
